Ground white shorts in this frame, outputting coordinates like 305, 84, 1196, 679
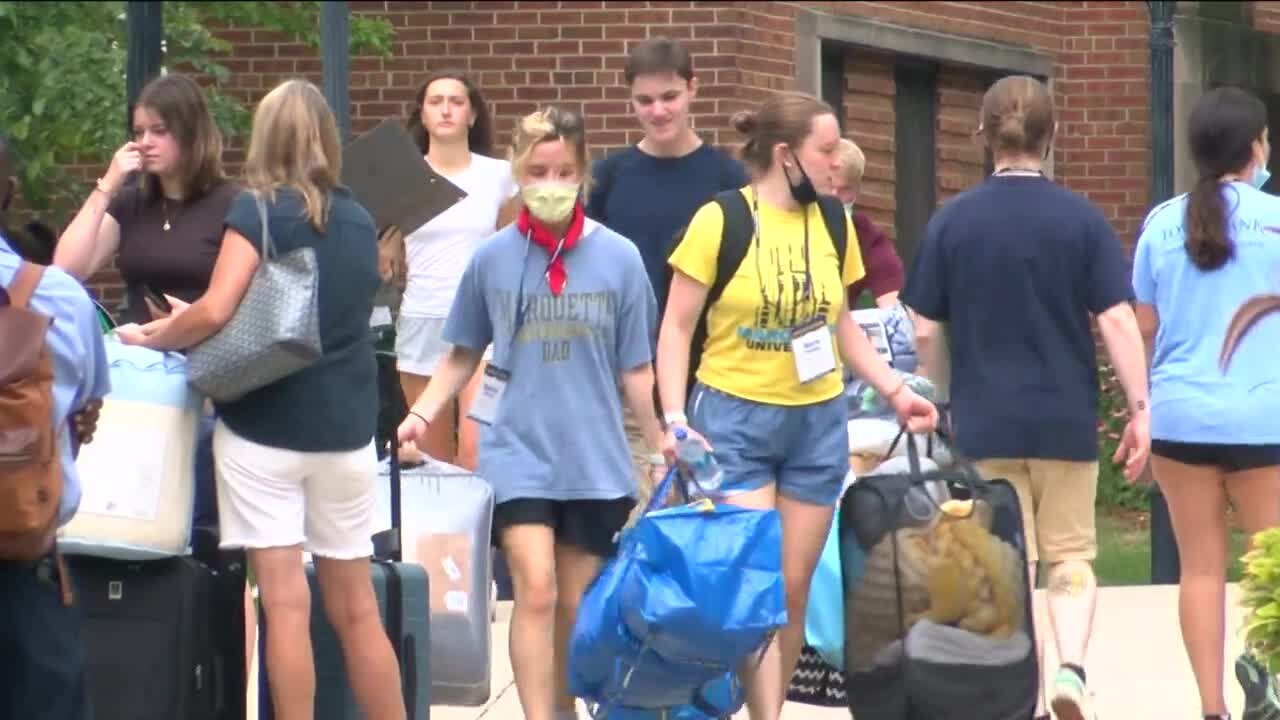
213, 420, 377, 559
396, 313, 493, 377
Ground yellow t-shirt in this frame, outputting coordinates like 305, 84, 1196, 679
669, 188, 865, 406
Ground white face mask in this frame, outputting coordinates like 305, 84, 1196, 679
520, 181, 579, 224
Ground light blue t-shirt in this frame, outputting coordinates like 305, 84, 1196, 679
0, 239, 112, 525
1132, 181, 1280, 444
443, 219, 658, 504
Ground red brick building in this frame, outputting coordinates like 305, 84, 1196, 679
87, 1, 1280, 304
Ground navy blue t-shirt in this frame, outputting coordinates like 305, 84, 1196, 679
587, 143, 749, 313
215, 186, 381, 452
900, 175, 1134, 461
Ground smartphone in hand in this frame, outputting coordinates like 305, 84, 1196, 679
142, 285, 173, 316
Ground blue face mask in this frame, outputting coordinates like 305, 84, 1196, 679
1252, 165, 1272, 190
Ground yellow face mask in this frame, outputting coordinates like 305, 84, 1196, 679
520, 181, 579, 224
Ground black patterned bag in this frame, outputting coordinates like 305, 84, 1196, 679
839, 436, 1038, 720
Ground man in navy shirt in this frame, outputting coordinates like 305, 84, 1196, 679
588, 37, 749, 508
902, 77, 1149, 720
587, 37, 749, 316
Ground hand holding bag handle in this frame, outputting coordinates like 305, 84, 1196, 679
372, 442, 402, 561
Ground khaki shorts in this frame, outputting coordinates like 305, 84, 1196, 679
975, 458, 1098, 565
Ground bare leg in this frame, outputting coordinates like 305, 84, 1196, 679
502, 525, 559, 720
1044, 560, 1098, 667
245, 584, 257, 687
1153, 456, 1229, 717
314, 556, 406, 720
250, 545, 314, 720
552, 542, 605, 717
771, 493, 835, 711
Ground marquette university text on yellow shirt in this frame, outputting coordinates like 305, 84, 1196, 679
669, 187, 865, 406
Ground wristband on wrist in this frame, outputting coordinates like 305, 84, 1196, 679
93, 178, 113, 197
408, 410, 430, 426
885, 381, 907, 400
663, 411, 688, 426
645, 452, 666, 466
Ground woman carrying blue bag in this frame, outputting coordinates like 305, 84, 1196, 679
655, 91, 938, 720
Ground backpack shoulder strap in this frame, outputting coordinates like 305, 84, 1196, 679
707, 189, 753, 306
815, 195, 849, 270
6, 262, 45, 310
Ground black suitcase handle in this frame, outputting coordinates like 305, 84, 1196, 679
371, 442, 403, 563
371, 444, 415, 717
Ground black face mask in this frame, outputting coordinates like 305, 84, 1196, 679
785, 149, 820, 206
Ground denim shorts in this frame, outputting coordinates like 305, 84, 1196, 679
688, 382, 849, 506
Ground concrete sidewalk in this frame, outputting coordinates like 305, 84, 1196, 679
249, 584, 1251, 719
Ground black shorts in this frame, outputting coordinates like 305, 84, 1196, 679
1151, 440, 1280, 473
0, 550, 91, 720
493, 497, 636, 559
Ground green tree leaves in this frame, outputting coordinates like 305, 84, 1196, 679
0, 1, 392, 216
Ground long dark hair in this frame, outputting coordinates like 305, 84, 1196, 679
1185, 87, 1267, 271
406, 70, 494, 158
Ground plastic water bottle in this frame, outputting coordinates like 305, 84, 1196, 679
674, 427, 724, 496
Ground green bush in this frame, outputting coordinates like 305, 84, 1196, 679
1240, 527, 1280, 670
1095, 361, 1147, 510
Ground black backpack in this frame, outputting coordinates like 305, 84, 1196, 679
667, 189, 850, 397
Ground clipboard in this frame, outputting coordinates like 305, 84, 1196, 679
341, 119, 468, 237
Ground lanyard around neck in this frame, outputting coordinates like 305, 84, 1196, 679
750, 185, 813, 308
508, 229, 566, 352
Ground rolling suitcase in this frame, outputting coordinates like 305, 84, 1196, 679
375, 456, 494, 706
258, 449, 431, 720
68, 548, 246, 720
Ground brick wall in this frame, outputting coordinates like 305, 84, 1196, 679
842, 51, 896, 240
81, 0, 1164, 301
1055, 1, 1152, 246
934, 67, 987, 207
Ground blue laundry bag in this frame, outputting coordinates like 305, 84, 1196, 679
569, 469, 786, 717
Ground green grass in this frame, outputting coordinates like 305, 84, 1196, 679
1093, 509, 1249, 586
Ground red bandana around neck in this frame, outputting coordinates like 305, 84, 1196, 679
517, 201, 585, 296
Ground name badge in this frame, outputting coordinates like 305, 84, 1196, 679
790, 317, 837, 384
466, 365, 511, 426
851, 308, 894, 363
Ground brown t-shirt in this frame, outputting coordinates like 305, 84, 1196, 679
107, 179, 241, 324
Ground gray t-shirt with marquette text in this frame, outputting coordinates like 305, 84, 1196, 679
443, 219, 658, 504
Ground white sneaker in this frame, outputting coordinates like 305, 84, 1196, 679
1049, 667, 1095, 720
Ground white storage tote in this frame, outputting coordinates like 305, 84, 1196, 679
59, 338, 202, 560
